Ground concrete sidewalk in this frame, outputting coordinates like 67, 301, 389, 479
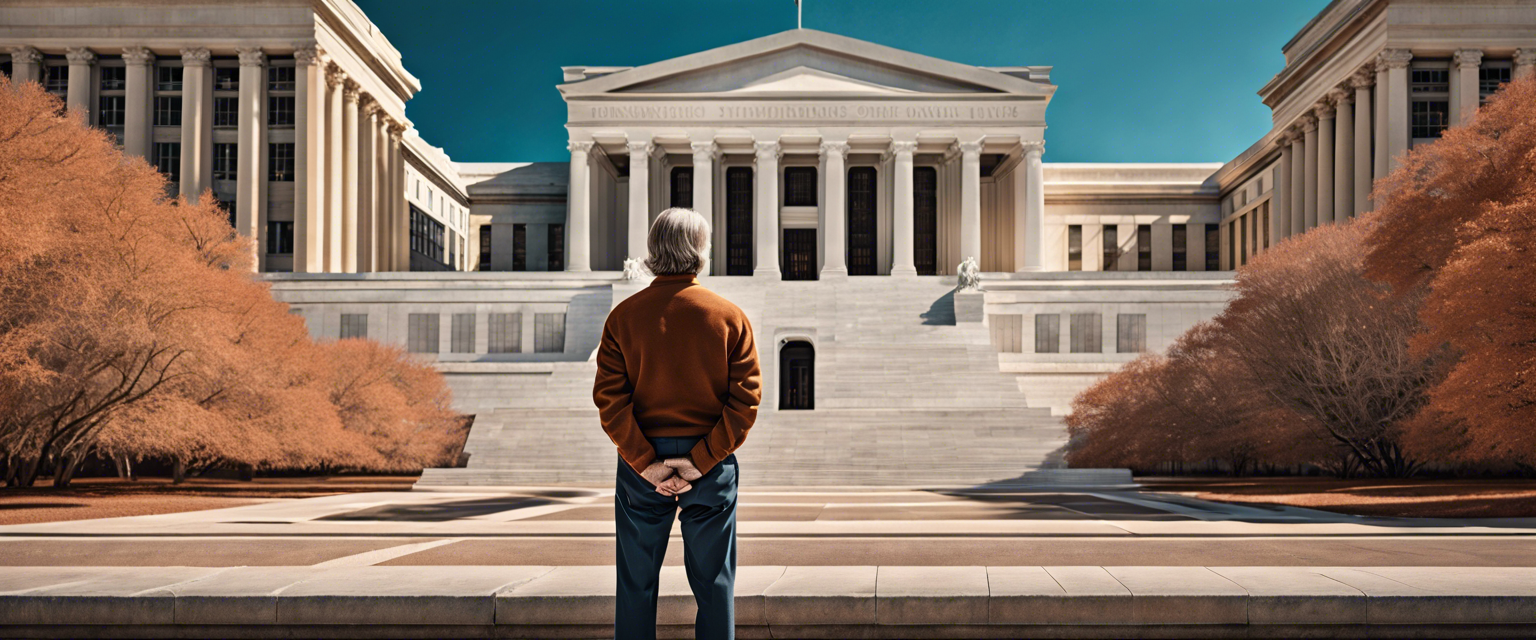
2, 564, 1535, 638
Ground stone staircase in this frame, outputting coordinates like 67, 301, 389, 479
418, 276, 1067, 487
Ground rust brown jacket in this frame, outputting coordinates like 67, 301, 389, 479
593, 273, 761, 475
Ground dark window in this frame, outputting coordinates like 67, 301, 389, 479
783, 228, 816, 281
670, 166, 693, 208
154, 96, 180, 126
213, 67, 239, 91
847, 166, 877, 276
1070, 313, 1102, 354
1117, 314, 1147, 353
98, 96, 124, 127
1137, 224, 1152, 271
340, 314, 368, 340
725, 166, 753, 275
267, 96, 294, 127
1034, 314, 1060, 353
213, 143, 237, 181
547, 223, 564, 272
99, 66, 125, 91
1172, 225, 1187, 271
2, 59, 13, 80
268, 66, 295, 92
783, 166, 817, 207
266, 220, 293, 254
219, 200, 236, 228
156, 65, 182, 92
1411, 100, 1450, 138
478, 224, 492, 271
512, 223, 527, 271
43, 65, 67, 93
1205, 224, 1219, 271
268, 143, 294, 181
1261, 203, 1270, 250
913, 166, 938, 275
1480, 65, 1511, 98
1067, 225, 1082, 271
780, 341, 814, 410
1102, 225, 1118, 271
1239, 216, 1248, 265
409, 204, 446, 264
214, 97, 238, 128
153, 142, 180, 181
1410, 68, 1449, 94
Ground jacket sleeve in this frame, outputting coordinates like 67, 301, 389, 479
688, 316, 762, 475
593, 317, 656, 476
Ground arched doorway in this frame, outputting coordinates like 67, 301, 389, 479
779, 340, 815, 410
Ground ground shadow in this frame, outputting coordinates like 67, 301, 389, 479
919, 290, 956, 325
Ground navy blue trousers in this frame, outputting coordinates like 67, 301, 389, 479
615, 436, 738, 640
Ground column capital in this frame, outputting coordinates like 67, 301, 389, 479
1454, 48, 1484, 69
343, 79, 362, 102
294, 43, 324, 67
1377, 48, 1413, 70
1021, 140, 1045, 158
1327, 87, 1351, 107
180, 47, 212, 67
754, 140, 781, 162
1517, 48, 1536, 67
121, 46, 154, 66
65, 47, 96, 65
690, 140, 719, 162
818, 140, 850, 160
325, 63, 345, 88
1274, 130, 1293, 147
889, 140, 919, 156
1349, 66, 1375, 89
625, 140, 654, 158
386, 119, 407, 137
362, 99, 382, 118
1301, 115, 1318, 133
1314, 100, 1336, 119
9, 46, 42, 65
568, 140, 595, 154
236, 47, 265, 67
957, 140, 984, 158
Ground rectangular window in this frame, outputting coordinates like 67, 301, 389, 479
488, 312, 521, 353
156, 65, 182, 92
1239, 216, 1248, 265
214, 97, 238, 128
154, 96, 180, 126
98, 96, 124, 127
99, 66, 125, 91
1117, 314, 1147, 353
671, 166, 693, 208
513, 223, 527, 271
914, 166, 939, 276
478, 224, 492, 271
1410, 68, 1449, 94
1102, 226, 1118, 271
783, 166, 817, 207
213, 67, 239, 91
266, 220, 294, 254
409, 205, 447, 265
1261, 203, 1270, 250
267, 66, 295, 92
153, 142, 180, 181
725, 167, 754, 275
1067, 225, 1082, 271
219, 200, 236, 229
213, 143, 237, 181
1205, 224, 1220, 271
451, 313, 475, 354
43, 65, 67, 93
534, 312, 566, 353
268, 143, 294, 182
267, 96, 295, 127
988, 314, 1023, 354
1172, 225, 1187, 271
1480, 65, 1512, 98
339, 314, 368, 340
547, 223, 564, 272
1034, 314, 1061, 354
1069, 313, 1102, 354
1411, 100, 1450, 139
1137, 224, 1152, 271
407, 314, 440, 354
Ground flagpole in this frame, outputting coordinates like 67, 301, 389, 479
797, 0, 802, 29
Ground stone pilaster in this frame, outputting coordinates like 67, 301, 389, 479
889, 140, 918, 277
626, 139, 653, 264
1516, 49, 1536, 79
64, 47, 95, 118
1378, 48, 1413, 174
1020, 141, 1046, 272
566, 140, 594, 272
1314, 100, 1335, 227
180, 47, 213, 199
690, 140, 717, 273
1351, 67, 1374, 214
1302, 116, 1318, 232
121, 47, 154, 160
958, 139, 983, 267
358, 99, 379, 272
1273, 131, 1292, 245
753, 140, 781, 278
293, 44, 326, 273
1329, 88, 1353, 224
8, 46, 42, 84
340, 80, 360, 273
818, 140, 849, 278
1453, 49, 1483, 125
1288, 126, 1305, 236
387, 120, 408, 271
236, 47, 266, 269
325, 64, 345, 272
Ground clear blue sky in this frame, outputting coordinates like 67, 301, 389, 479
355, 0, 1330, 163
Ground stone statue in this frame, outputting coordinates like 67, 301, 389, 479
957, 256, 981, 291
622, 257, 650, 281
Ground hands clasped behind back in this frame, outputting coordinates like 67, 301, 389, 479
640, 459, 697, 497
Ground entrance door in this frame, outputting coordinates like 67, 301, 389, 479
780, 340, 815, 410
782, 228, 817, 280
725, 167, 753, 275
847, 166, 877, 275
914, 166, 938, 275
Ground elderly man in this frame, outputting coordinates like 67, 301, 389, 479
594, 207, 762, 640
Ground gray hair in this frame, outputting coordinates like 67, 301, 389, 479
643, 207, 711, 276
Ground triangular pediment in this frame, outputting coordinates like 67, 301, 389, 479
730, 67, 919, 95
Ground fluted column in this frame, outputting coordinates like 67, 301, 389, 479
1331, 88, 1353, 223
64, 47, 95, 118
371, 112, 389, 271
357, 99, 378, 272
819, 140, 849, 278
626, 139, 652, 263
1380, 48, 1413, 174
691, 141, 717, 273
235, 47, 266, 268
1453, 49, 1483, 125
180, 47, 213, 199
1020, 141, 1046, 271
1352, 68, 1374, 214
293, 45, 326, 273
8, 46, 42, 84
340, 80, 360, 273
1315, 101, 1336, 226
1274, 133, 1292, 245
890, 141, 918, 277
121, 47, 153, 160
324, 65, 345, 272
388, 121, 407, 270
1373, 61, 1390, 186
1517, 49, 1536, 80
1302, 116, 1318, 231
566, 140, 593, 272
1289, 127, 1305, 236
753, 140, 781, 278
959, 139, 983, 265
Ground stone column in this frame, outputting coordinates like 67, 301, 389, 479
819, 140, 849, 278
180, 47, 213, 199
1453, 49, 1483, 125
1331, 88, 1353, 223
691, 140, 717, 273
1352, 68, 1374, 214
388, 121, 408, 270
753, 140, 781, 278
1516, 49, 1536, 80
340, 80, 360, 273
1289, 128, 1305, 236
65, 47, 95, 118
1302, 116, 1318, 231
1315, 100, 1335, 226
626, 139, 652, 263
325, 65, 345, 272
1380, 48, 1413, 174
358, 99, 377, 272
890, 140, 918, 277
1373, 60, 1390, 185
959, 139, 983, 265
293, 45, 326, 273
372, 112, 390, 271
1020, 141, 1046, 271
8, 46, 42, 84
121, 47, 153, 160
235, 48, 266, 268
566, 140, 593, 272
1273, 133, 1292, 244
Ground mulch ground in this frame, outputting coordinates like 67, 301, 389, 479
0, 476, 418, 525
1142, 477, 1536, 519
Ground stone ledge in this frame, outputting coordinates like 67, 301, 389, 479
1, 566, 1535, 638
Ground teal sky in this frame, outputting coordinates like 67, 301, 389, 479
355, 0, 1330, 163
